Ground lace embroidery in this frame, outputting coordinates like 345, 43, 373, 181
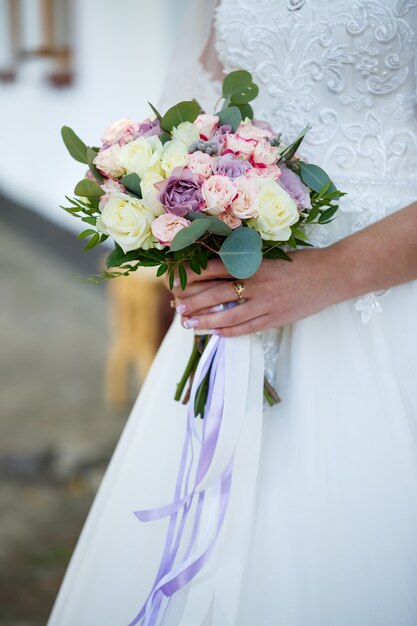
215, 0, 417, 325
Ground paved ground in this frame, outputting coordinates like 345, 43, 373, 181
0, 204, 129, 625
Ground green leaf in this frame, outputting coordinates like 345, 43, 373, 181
170, 218, 211, 252
159, 131, 172, 145
279, 125, 312, 162
120, 173, 142, 198
148, 101, 162, 121
61, 126, 88, 164
318, 205, 339, 223
262, 245, 292, 261
156, 263, 168, 278
74, 179, 104, 198
299, 162, 336, 194
81, 216, 98, 225
77, 228, 96, 240
216, 106, 242, 132
222, 70, 259, 104
178, 264, 188, 290
106, 244, 138, 269
168, 267, 175, 290
234, 102, 254, 120
219, 227, 262, 278
187, 213, 232, 236
161, 100, 201, 132
84, 232, 101, 250
87, 147, 104, 183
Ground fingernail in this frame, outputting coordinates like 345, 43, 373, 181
173, 277, 180, 287
209, 304, 225, 313
183, 318, 199, 329
176, 303, 187, 314
212, 329, 222, 335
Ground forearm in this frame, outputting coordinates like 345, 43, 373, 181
327, 201, 417, 303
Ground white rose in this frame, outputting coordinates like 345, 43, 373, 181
140, 170, 165, 215
117, 135, 163, 178
248, 179, 299, 241
161, 140, 189, 175
97, 192, 161, 253
172, 121, 200, 149
93, 144, 125, 178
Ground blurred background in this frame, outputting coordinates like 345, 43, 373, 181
0, 1, 193, 623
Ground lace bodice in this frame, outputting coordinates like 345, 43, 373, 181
214, 0, 417, 241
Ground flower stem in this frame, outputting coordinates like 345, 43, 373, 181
175, 338, 201, 401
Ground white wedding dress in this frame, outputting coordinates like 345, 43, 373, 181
48, 1, 417, 625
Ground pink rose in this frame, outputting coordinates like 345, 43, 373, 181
101, 117, 139, 146
250, 163, 282, 179
93, 144, 125, 178
186, 151, 213, 178
194, 114, 219, 140
251, 138, 280, 166
219, 208, 242, 229
237, 122, 274, 141
230, 175, 259, 219
99, 179, 126, 210
151, 213, 190, 246
201, 174, 237, 216
223, 134, 255, 158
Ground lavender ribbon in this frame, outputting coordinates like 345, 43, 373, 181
129, 335, 233, 626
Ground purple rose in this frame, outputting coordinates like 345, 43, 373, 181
135, 118, 162, 138
279, 166, 312, 209
211, 125, 233, 152
157, 167, 203, 217
252, 118, 275, 135
211, 154, 252, 180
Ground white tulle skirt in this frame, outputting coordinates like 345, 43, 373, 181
47, 280, 417, 626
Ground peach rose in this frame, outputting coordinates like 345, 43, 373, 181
252, 139, 280, 166
102, 117, 138, 146
230, 175, 259, 219
186, 151, 213, 178
219, 208, 242, 229
151, 213, 190, 245
194, 114, 219, 140
237, 121, 274, 141
201, 174, 237, 216
223, 133, 255, 158
93, 144, 125, 178
99, 179, 126, 210
250, 163, 282, 180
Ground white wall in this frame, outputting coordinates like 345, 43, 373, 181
0, 0, 186, 231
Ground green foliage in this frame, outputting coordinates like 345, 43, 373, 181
74, 179, 104, 198
61, 126, 88, 164
216, 106, 242, 132
86, 147, 104, 183
278, 125, 312, 161
299, 162, 337, 194
187, 213, 232, 236
161, 100, 201, 131
147, 101, 162, 121
219, 227, 262, 278
222, 70, 259, 104
170, 218, 211, 251
159, 131, 172, 145
234, 102, 254, 120
120, 173, 142, 198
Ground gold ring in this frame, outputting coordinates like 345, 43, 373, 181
233, 279, 245, 301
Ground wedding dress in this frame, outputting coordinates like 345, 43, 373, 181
47, 1, 417, 625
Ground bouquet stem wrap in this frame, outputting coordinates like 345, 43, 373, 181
130, 332, 264, 625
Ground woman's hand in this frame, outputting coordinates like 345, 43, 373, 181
170, 247, 343, 336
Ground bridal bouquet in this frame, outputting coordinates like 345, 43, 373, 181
61, 69, 342, 407
61, 70, 342, 623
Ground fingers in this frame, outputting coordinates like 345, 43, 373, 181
181, 299, 262, 331
165, 259, 232, 294
171, 279, 223, 301
213, 314, 271, 337
176, 281, 243, 316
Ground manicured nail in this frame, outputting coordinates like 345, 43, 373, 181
173, 277, 180, 287
176, 303, 187, 314
209, 304, 226, 313
212, 329, 222, 335
183, 318, 199, 329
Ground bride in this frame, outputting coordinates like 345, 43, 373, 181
48, 1, 417, 624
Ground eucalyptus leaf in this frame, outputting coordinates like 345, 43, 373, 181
160, 131, 172, 145
279, 124, 312, 162
186, 213, 232, 236
161, 100, 201, 132
216, 106, 242, 132
234, 102, 254, 120
74, 179, 104, 198
299, 162, 336, 194
120, 173, 142, 198
222, 70, 259, 104
148, 101, 162, 121
170, 218, 211, 252
61, 126, 88, 164
219, 227, 262, 278
87, 147, 104, 183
